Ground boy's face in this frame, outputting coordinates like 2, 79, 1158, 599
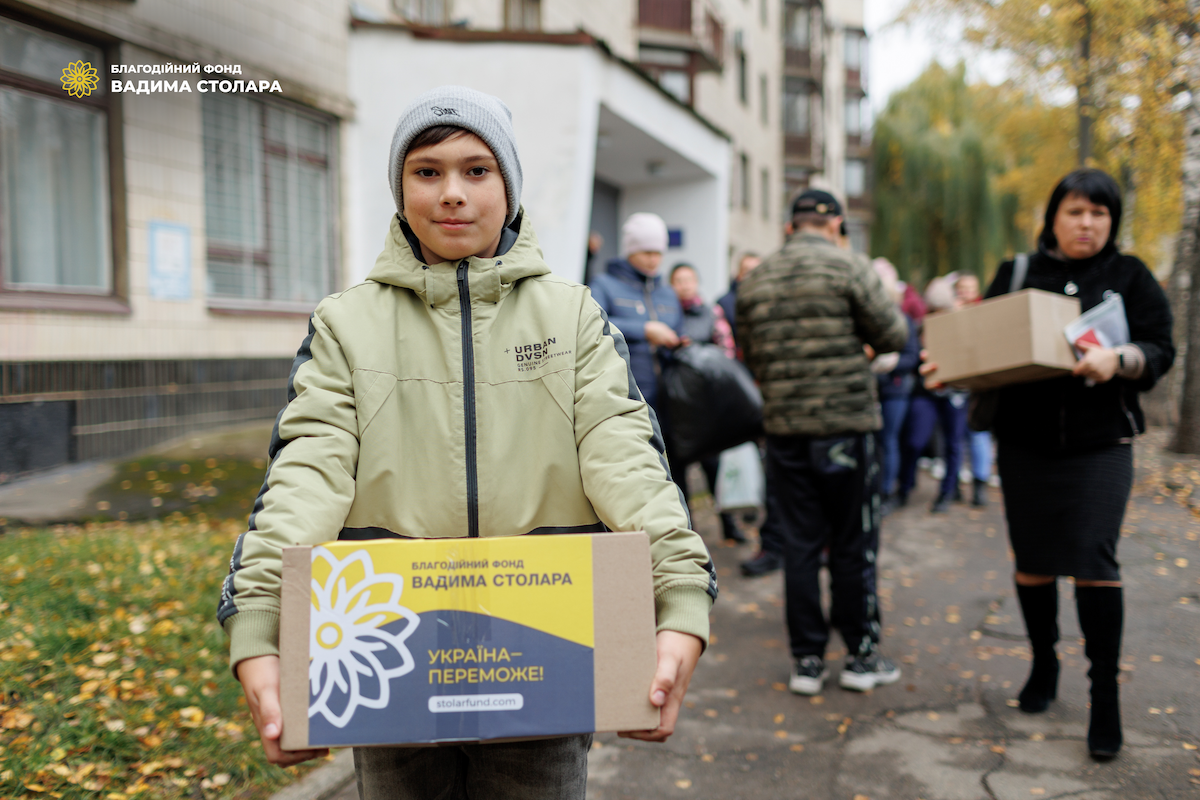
403, 131, 507, 264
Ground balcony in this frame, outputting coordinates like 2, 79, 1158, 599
784, 46, 819, 79
638, 0, 724, 72
846, 67, 862, 92
784, 133, 813, 163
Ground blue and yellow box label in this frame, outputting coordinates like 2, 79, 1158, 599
279, 533, 657, 748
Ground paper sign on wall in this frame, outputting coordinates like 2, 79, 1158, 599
148, 221, 191, 300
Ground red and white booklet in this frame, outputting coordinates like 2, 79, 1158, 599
1064, 293, 1129, 359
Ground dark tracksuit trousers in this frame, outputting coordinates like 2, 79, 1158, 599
764, 432, 883, 660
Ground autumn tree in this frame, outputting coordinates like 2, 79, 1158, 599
871, 64, 1013, 284
871, 64, 1076, 285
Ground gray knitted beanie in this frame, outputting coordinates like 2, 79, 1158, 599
388, 86, 523, 227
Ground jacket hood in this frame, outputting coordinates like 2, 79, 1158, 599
366, 207, 551, 306
605, 257, 661, 289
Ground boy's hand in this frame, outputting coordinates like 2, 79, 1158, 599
236, 655, 329, 766
619, 630, 703, 743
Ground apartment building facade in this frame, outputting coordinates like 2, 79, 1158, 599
0, 0, 350, 478
369, 0, 784, 290
781, 0, 869, 251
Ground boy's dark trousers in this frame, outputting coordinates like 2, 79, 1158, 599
354, 734, 591, 799
764, 433, 883, 660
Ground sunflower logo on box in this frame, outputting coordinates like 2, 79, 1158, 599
308, 547, 420, 728
61, 60, 99, 98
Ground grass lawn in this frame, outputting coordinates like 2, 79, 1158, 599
0, 517, 331, 800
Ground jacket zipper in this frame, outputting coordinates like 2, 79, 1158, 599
456, 259, 480, 538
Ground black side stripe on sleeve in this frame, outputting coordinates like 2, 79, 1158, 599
595, 306, 692, 530
216, 316, 318, 626
701, 558, 718, 601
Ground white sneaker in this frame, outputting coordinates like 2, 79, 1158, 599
789, 655, 829, 695
838, 651, 902, 692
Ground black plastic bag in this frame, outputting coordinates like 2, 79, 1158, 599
661, 343, 763, 464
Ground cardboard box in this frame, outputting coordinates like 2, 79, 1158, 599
279, 532, 659, 749
922, 288, 1081, 390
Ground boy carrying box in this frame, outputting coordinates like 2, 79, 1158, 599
216, 86, 718, 798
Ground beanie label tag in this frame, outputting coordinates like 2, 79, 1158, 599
431, 106, 459, 117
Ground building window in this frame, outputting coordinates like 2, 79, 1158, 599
845, 96, 863, 135
845, 158, 866, 198
202, 95, 336, 306
401, 0, 450, 25
740, 152, 750, 210
640, 46, 692, 105
0, 17, 112, 296
783, 78, 810, 134
737, 42, 748, 105
505, 0, 540, 30
760, 0, 769, 27
845, 30, 864, 70
760, 74, 769, 125
761, 167, 770, 220
784, 2, 809, 49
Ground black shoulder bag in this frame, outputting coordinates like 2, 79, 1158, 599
966, 253, 1028, 431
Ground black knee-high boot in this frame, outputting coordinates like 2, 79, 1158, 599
1076, 585, 1123, 760
1015, 582, 1060, 712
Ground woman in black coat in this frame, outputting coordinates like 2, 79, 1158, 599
985, 169, 1174, 760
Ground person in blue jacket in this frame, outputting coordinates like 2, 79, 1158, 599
588, 212, 684, 412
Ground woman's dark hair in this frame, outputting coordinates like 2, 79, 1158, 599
1038, 168, 1122, 253
670, 262, 696, 280
407, 125, 470, 153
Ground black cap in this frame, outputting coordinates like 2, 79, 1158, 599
791, 189, 843, 217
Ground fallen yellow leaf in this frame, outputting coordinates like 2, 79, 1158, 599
789, 744, 805, 753
674, 779, 692, 789
1, 709, 34, 729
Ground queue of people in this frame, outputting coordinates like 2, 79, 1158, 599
592, 167, 1174, 764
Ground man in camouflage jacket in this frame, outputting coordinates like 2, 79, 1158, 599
737, 190, 908, 696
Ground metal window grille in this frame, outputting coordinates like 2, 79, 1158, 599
202, 95, 334, 305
